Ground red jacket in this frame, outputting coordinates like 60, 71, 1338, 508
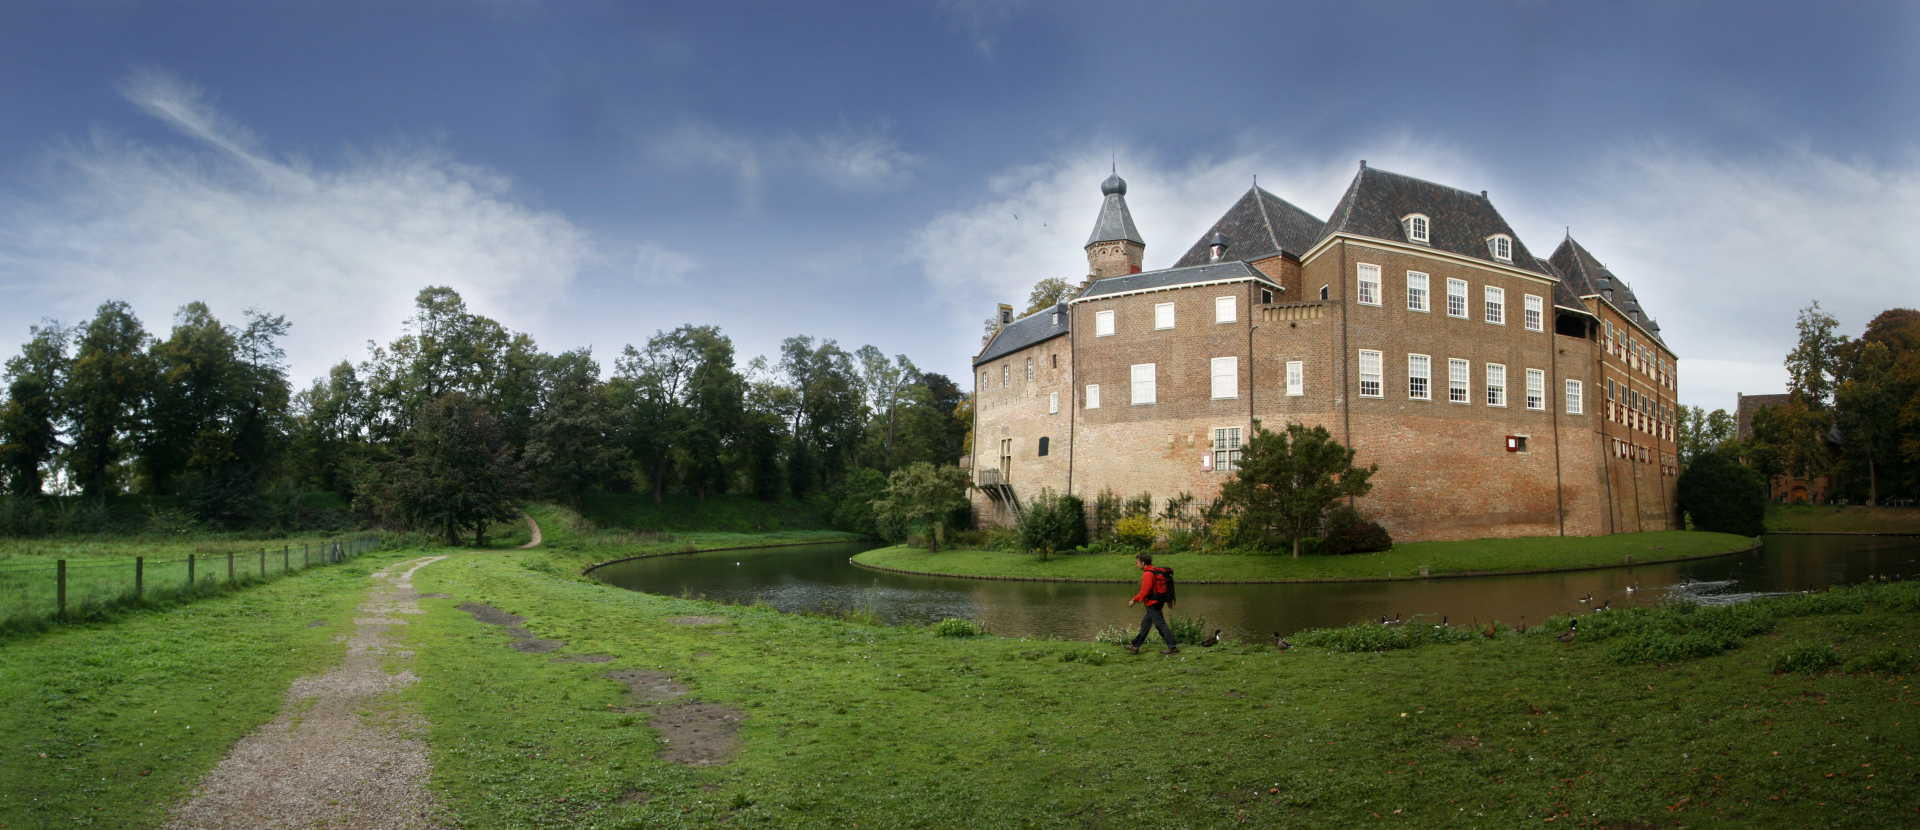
1133, 567, 1169, 606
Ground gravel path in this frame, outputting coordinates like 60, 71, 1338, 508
516, 513, 542, 550
165, 556, 449, 830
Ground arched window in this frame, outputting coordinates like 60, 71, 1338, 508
1402, 214, 1430, 244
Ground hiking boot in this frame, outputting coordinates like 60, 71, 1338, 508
1123, 645, 1139, 654
1161, 647, 1180, 655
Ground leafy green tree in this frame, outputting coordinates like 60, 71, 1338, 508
1023, 276, 1076, 315
363, 287, 515, 441
1834, 341, 1901, 503
64, 301, 153, 498
1677, 405, 1736, 470
1675, 448, 1766, 535
612, 325, 740, 502
1218, 421, 1376, 558
140, 302, 241, 494
871, 462, 970, 552
289, 361, 374, 494
524, 348, 622, 505
826, 467, 888, 535
895, 372, 969, 468
1786, 301, 1844, 411
0, 321, 70, 496
1014, 487, 1087, 555
386, 392, 527, 546
854, 345, 916, 472
770, 336, 863, 494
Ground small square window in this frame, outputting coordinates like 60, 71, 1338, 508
1215, 295, 1237, 323
1260, 288, 1274, 304
1095, 309, 1115, 336
1507, 435, 1528, 453
1154, 302, 1175, 330
1405, 214, 1429, 244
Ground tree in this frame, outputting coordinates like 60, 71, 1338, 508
612, 325, 739, 503
1675, 448, 1766, 536
386, 393, 527, 546
1785, 301, 1845, 411
1218, 421, 1376, 558
871, 462, 970, 552
1677, 405, 1736, 470
1024, 276, 1075, 315
0, 321, 70, 497
1834, 341, 1900, 503
854, 345, 916, 472
64, 301, 152, 498
524, 349, 622, 506
895, 372, 969, 468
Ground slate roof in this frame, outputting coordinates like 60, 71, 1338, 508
1548, 236, 1666, 346
1171, 186, 1326, 268
1086, 173, 1145, 246
1317, 165, 1550, 277
1073, 260, 1269, 302
975, 303, 1071, 366
1534, 257, 1595, 318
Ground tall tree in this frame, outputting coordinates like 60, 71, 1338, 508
140, 302, 240, 494
524, 348, 622, 505
0, 321, 71, 496
1785, 301, 1844, 411
871, 461, 970, 552
289, 360, 373, 494
64, 301, 152, 498
895, 372, 968, 468
1218, 421, 1376, 558
1676, 405, 1736, 470
387, 392, 527, 546
1024, 276, 1075, 315
1834, 341, 1901, 503
854, 345, 916, 472
771, 336, 861, 494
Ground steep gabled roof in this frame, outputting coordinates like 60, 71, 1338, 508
1172, 186, 1326, 267
1549, 236, 1666, 346
1534, 256, 1595, 319
1073, 260, 1269, 302
1316, 165, 1549, 277
975, 303, 1071, 366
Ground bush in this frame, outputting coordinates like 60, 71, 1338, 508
934, 617, 984, 637
1167, 613, 1210, 646
1320, 505, 1393, 554
826, 468, 889, 536
1164, 528, 1197, 553
1092, 488, 1123, 541
1014, 488, 1087, 555
1772, 643, 1842, 675
1676, 449, 1766, 536
1110, 515, 1159, 549
1294, 616, 1480, 652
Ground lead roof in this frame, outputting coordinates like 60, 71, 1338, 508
1172, 186, 1326, 267
974, 305, 1071, 367
1318, 165, 1550, 277
1086, 174, 1145, 246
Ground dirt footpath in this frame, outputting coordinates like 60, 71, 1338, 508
165, 556, 448, 830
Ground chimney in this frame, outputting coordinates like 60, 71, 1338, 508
1208, 231, 1229, 263
997, 303, 1013, 329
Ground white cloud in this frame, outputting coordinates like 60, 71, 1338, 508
631, 241, 697, 287
938, 0, 1026, 58
0, 70, 595, 385
642, 119, 920, 210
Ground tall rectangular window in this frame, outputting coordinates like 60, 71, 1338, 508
1285, 360, 1304, 396
1130, 364, 1156, 405
1408, 354, 1431, 400
1525, 368, 1546, 410
1026, 357, 1033, 380
1358, 350, 1383, 398
1447, 279, 1468, 318
1211, 356, 1238, 399
1484, 286, 1505, 325
1154, 302, 1175, 330
1213, 427, 1242, 470
1486, 363, 1507, 407
1095, 309, 1115, 337
1085, 384, 1100, 409
1565, 380, 1583, 414
1524, 294, 1543, 332
1449, 359, 1469, 403
1049, 392, 1059, 414
1357, 264, 1381, 306
1407, 272, 1429, 312
1215, 295, 1237, 323
1002, 365, 1009, 387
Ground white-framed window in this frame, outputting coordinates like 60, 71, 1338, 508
1484, 286, 1505, 325
981, 371, 987, 387
1026, 357, 1033, 380
1566, 379, 1584, 414
1285, 360, 1304, 396
1085, 384, 1100, 409
1213, 427, 1243, 471
1524, 294, 1543, 332
1404, 214, 1430, 244
1154, 302, 1175, 330
1447, 278, 1468, 318
1407, 271, 1429, 312
1448, 359, 1469, 404
1358, 350, 1383, 398
1215, 295, 1236, 323
1603, 320, 1614, 346
1211, 356, 1238, 399
1486, 363, 1507, 407
1319, 285, 1330, 301
1488, 234, 1513, 262
1095, 309, 1115, 337
1130, 364, 1156, 405
1260, 288, 1274, 304
1357, 264, 1381, 306
1525, 368, 1546, 410
1408, 354, 1431, 400
1049, 391, 1059, 414
1002, 365, 1009, 387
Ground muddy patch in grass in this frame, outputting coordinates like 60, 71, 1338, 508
617, 790, 652, 805
419, 592, 452, 599
1446, 735, 1486, 751
303, 619, 327, 628
509, 638, 566, 653
669, 615, 726, 626
652, 702, 747, 766
607, 669, 687, 703
552, 654, 614, 663
457, 602, 525, 627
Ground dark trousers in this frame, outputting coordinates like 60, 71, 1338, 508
1131, 603, 1176, 648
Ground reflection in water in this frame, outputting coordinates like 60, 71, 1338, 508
589, 535, 1920, 644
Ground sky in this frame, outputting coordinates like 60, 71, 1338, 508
2, 1, 1916, 415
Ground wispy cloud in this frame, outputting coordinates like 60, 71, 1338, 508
630, 241, 697, 287
642, 119, 920, 211
0, 69, 597, 384
938, 0, 1026, 58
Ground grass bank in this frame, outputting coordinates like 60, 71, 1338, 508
522, 503, 861, 575
853, 530, 1755, 583
577, 492, 832, 533
396, 549, 1917, 828
1768, 504, 1920, 534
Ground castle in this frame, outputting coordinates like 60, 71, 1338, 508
969, 163, 1680, 542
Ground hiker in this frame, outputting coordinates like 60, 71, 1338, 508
1124, 552, 1178, 654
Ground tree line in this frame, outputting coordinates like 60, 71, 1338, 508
0, 287, 970, 540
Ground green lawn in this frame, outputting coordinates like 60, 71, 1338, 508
576, 492, 833, 533
855, 530, 1756, 583
1768, 504, 1920, 534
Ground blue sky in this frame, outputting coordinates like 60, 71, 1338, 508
2, 1, 1916, 414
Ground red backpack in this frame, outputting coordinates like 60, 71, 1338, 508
1146, 566, 1177, 606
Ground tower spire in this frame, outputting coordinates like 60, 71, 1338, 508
1085, 171, 1145, 279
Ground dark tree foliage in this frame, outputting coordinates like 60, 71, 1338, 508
1675, 449, 1767, 536
386, 393, 528, 545
1319, 505, 1393, 555
524, 349, 622, 506
65, 301, 152, 498
826, 467, 888, 536
1219, 421, 1375, 558
0, 321, 70, 497
1014, 488, 1087, 555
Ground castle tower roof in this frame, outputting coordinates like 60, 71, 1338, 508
1086, 173, 1145, 247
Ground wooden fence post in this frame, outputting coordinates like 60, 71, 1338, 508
283, 546, 289, 574
259, 549, 266, 577
136, 557, 144, 600
227, 551, 234, 583
56, 559, 66, 619
188, 554, 195, 586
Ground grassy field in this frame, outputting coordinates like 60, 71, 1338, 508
1768, 504, 1920, 534
523, 502, 859, 573
854, 530, 1756, 583
577, 492, 833, 533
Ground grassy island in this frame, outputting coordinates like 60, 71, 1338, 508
853, 530, 1758, 583
1767, 504, 1920, 535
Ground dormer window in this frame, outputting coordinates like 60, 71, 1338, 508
1487, 235, 1513, 263
1403, 214, 1430, 245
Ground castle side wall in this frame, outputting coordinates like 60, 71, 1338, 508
970, 332, 1073, 527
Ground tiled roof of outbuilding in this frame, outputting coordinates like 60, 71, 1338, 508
1172, 186, 1326, 268
1317, 165, 1549, 277
974, 303, 1071, 367
1074, 260, 1269, 302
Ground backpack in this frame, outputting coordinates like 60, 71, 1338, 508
1146, 566, 1176, 607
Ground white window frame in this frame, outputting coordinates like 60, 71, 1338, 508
1154, 302, 1175, 330
1002, 365, 1009, 387
1408, 354, 1431, 400
1488, 235, 1513, 263
1285, 360, 1303, 397
1356, 264, 1381, 306
1130, 363, 1156, 405
1210, 356, 1238, 400
1524, 294, 1543, 332
1358, 350, 1383, 398
1085, 384, 1100, 409
1525, 368, 1546, 411
1565, 379, 1584, 414
1486, 363, 1507, 407
1448, 358, 1469, 404
1049, 391, 1059, 414
1406, 271, 1429, 313
1026, 357, 1033, 381
1447, 278, 1468, 318
1404, 214, 1430, 244
1214, 295, 1236, 323
1484, 286, 1505, 325
1212, 426, 1243, 471
1095, 309, 1115, 337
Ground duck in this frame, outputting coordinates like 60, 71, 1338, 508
1626, 583, 1638, 594
1579, 591, 1593, 604
1594, 599, 1610, 612
1200, 629, 1221, 648
1556, 620, 1579, 644
1381, 613, 1404, 628
1272, 632, 1291, 651
1433, 615, 1449, 630
1482, 620, 1497, 639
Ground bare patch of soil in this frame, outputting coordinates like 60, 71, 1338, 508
669, 615, 725, 626
693, 651, 715, 660
456, 602, 525, 627
304, 619, 327, 628
606, 669, 687, 702
509, 639, 566, 654
1446, 735, 1486, 750
419, 592, 451, 599
551, 654, 614, 663
505, 626, 536, 639
651, 702, 747, 766
617, 790, 652, 805
1223, 690, 1245, 698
